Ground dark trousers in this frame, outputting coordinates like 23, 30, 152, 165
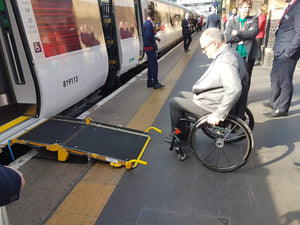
243, 58, 255, 90
146, 49, 158, 85
255, 38, 263, 61
169, 91, 209, 131
183, 33, 192, 51
269, 54, 298, 113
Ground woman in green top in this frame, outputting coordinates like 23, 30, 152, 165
225, 0, 259, 90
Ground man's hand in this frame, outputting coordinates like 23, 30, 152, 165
207, 114, 220, 125
231, 30, 238, 36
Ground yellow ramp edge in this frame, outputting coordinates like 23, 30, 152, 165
46, 35, 200, 225
0, 116, 30, 133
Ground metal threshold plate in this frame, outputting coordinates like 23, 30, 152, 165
135, 208, 230, 225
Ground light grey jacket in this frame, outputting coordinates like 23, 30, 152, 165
192, 45, 248, 121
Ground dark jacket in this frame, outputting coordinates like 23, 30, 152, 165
181, 19, 191, 35
207, 13, 221, 29
274, 0, 300, 59
225, 15, 259, 61
192, 45, 248, 120
143, 19, 156, 48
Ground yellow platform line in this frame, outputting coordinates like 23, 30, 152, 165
45, 36, 200, 225
0, 116, 29, 133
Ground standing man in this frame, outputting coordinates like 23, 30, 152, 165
143, 7, 165, 89
263, 0, 300, 117
206, 9, 221, 29
181, 13, 192, 52
225, 0, 259, 90
229, 7, 238, 21
222, 11, 228, 30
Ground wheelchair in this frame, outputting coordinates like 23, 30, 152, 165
168, 107, 254, 172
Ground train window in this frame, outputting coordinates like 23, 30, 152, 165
115, 5, 138, 40
159, 8, 168, 28
169, 15, 173, 27
153, 9, 161, 24
173, 12, 181, 27
30, 0, 105, 58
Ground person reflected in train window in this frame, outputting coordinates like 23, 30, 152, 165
119, 20, 131, 39
119, 21, 126, 39
182, 13, 192, 52
0, 165, 25, 206
130, 23, 136, 37
79, 24, 100, 47
124, 20, 131, 38
143, 7, 165, 89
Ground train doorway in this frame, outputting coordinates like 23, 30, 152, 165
134, 0, 144, 60
0, 0, 38, 127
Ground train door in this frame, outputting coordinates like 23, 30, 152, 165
0, 0, 38, 127
134, 0, 144, 60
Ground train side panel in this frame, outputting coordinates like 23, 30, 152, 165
153, 2, 186, 51
114, 0, 140, 75
16, 0, 109, 118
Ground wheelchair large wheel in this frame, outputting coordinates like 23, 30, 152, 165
201, 107, 254, 142
190, 115, 253, 172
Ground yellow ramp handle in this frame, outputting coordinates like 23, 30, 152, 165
126, 160, 147, 169
146, 127, 162, 133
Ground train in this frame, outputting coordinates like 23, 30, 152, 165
0, 0, 201, 130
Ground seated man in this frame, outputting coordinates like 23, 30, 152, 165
165, 28, 248, 142
0, 165, 25, 206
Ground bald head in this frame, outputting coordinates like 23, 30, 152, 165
200, 28, 225, 47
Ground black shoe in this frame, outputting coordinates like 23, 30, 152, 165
254, 61, 261, 66
185, 49, 188, 52
264, 109, 288, 118
147, 81, 153, 88
153, 83, 165, 89
187, 49, 190, 51
294, 162, 300, 169
263, 102, 274, 110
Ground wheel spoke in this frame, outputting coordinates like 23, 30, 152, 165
191, 115, 252, 172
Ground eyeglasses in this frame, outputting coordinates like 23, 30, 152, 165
201, 41, 214, 53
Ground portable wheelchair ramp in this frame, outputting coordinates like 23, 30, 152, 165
10, 118, 161, 169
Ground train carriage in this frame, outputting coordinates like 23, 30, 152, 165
0, 0, 194, 138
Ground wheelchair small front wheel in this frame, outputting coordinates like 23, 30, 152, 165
190, 115, 253, 172
178, 152, 186, 161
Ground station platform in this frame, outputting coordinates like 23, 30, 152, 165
5, 30, 300, 225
